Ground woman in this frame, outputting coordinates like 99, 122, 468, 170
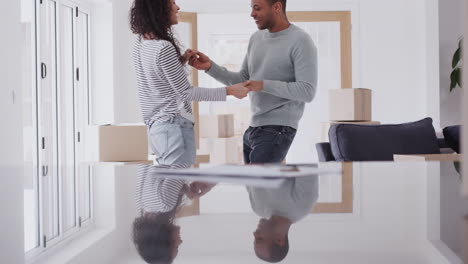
133, 165, 215, 263
130, 0, 249, 166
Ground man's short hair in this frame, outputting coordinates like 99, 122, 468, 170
266, 0, 287, 12
256, 235, 289, 263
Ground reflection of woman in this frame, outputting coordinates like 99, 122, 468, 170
247, 176, 319, 263
132, 165, 214, 263
130, 0, 249, 166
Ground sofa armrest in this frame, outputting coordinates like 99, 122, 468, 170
316, 143, 335, 162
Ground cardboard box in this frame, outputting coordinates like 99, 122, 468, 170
199, 114, 235, 138
393, 154, 462, 162
213, 103, 251, 136
320, 121, 381, 142
329, 88, 372, 121
199, 136, 243, 165
99, 125, 148, 162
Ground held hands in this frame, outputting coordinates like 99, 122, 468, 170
187, 50, 212, 71
183, 48, 264, 99
185, 182, 216, 199
226, 80, 264, 99
243, 80, 263, 92
181, 49, 197, 65
227, 83, 251, 99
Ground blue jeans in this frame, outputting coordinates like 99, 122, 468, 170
243, 125, 297, 164
148, 116, 196, 166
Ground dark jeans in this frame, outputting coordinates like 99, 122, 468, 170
243, 125, 297, 164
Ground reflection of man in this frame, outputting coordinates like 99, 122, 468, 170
189, 0, 317, 164
247, 176, 319, 262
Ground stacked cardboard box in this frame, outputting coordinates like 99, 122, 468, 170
199, 114, 244, 165
99, 125, 149, 162
212, 103, 251, 136
325, 88, 378, 142
329, 88, 372, 121
199, 114, 234, 138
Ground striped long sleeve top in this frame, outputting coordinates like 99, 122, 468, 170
133, 37, 227, 126
135, 164, 191, 214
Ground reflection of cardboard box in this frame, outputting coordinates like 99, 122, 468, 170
99, 125, 148, 162
199, 114, 234, 138
320, 121, 381, 142
199, 136, 243, 164
329, 88, 372, 121
212, 103, 251, 136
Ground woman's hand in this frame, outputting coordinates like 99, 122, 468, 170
186, 182, 216, 199
227, 83, 251, 99
181, 49, 197, 65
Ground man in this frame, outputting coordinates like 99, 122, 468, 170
248, 175, 319, 262
189, 0, 318, 164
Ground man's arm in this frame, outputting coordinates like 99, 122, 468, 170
246, 36, 318, 103
206, 55, 250, 86
189, 47, 250, 86
160, 44, 250, 101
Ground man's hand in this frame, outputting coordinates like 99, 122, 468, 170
186, 182, 216, 199
188, 50, 212, 71
227, 83, 251, 99
244, 80, 264, 92
181, 49, 197, 65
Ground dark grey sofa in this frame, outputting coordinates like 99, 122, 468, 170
316, 118, 454, 162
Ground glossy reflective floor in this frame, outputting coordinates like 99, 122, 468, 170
12, 161, 468, 264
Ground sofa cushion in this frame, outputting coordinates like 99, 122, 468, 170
443, 125, 461, 153
329, 118, 440, 161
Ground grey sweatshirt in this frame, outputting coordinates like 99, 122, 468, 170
247, 176, 319, 223
207, 24, 318, 129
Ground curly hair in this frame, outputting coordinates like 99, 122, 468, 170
132, 212, 176, 264
129, 0, 182, 61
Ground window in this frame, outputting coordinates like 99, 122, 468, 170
24, 0, 93, 257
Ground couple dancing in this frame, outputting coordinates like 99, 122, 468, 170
131, 0, 318, 169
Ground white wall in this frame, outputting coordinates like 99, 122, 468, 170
439, 0, 464, 128
440, 162, 468, 257
0, 0, 25, 263
464, 0, 468, 197
0, 169, 24, 264
425, 0, 441, 128
463, 0, 468, 198
91, 1, 115, 125
1, 0, 24, 167
112, 0, 142, 124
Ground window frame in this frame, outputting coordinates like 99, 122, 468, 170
25, 0, 94, 260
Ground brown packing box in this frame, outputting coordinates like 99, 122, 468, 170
329, 88, 372, 121
199, 114, 235, 138
99, 125, 148, 162
212, 103, 251, 136
320, 121, 381, 142
199, 136, 243, 165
